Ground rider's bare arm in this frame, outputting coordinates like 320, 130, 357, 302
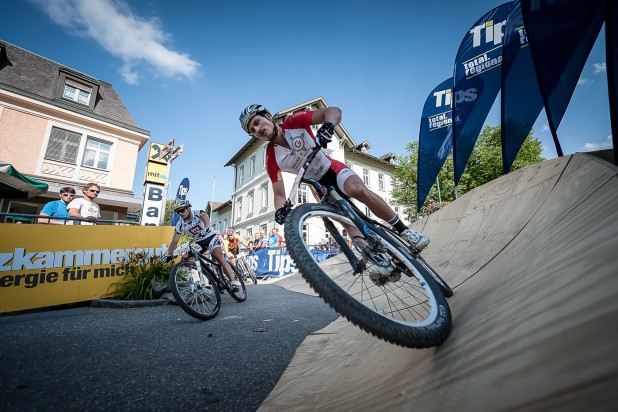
199, 211, 212, 228
166, 232, 182, 256
311, 107, 341, 126
272, 178, 287, 210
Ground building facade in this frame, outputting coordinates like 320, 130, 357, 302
223, 97, 411, 244
0, 40, 149, 221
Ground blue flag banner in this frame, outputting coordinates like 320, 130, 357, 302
247, 247, 297, 278
453, 1, 515, 185
500, 0, 544, 174
170, 177, 189, 226
521, 0, 604, 156
606, 0, 618, 165
417, 77, 453, 212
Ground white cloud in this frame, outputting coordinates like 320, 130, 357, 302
577, 78, 592, 86
593, 62, 606, 74
30, 0, 200, 84
584, 135, 613, 151
541, 124, 549, 132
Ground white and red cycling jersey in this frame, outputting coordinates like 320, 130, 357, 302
265, 111, 349, 183
174, 210, 222, 253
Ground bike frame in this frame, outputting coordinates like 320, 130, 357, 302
172, 242, 227, 289
286, 144, 415, 271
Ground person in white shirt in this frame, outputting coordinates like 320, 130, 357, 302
67, 183, 101, 225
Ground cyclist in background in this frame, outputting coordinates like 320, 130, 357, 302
223, 228, 248, 269
238, 104, 430, 251
163, 200, 240, 291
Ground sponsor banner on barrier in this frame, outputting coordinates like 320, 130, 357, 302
246, 247, 297, 278
0, 224, 174, 313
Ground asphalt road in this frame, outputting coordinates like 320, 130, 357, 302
0, 283, 339, 412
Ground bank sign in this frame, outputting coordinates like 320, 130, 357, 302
140, 183, 166, 226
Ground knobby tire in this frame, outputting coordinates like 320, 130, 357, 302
284, 203, 452, 348
169, 261, 221, 320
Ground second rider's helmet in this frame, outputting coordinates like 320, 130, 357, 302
239, 104, 270, 134
226, 228, 235, 236
173, 199, 191, 211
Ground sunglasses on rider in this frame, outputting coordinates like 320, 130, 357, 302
89, 189, 100, 193
175, 207, 188, 213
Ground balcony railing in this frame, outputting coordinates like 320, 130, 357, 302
0, 212, 139, 225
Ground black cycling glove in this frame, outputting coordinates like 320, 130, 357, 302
316, 121, 334, 148
160, 255, 173, 263
275, 200, 292, 225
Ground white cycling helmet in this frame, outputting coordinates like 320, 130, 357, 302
173, 199, 191, 211
239, 104, 270, 134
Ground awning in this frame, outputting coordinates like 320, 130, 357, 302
0, 162, 49, 198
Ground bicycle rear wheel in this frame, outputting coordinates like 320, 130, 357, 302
169, 262, 221, 320
285, 204, 451, 348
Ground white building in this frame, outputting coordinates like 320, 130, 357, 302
221, 97, 411, 244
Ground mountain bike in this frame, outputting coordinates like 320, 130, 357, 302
283, 143, 453, 348
169, 241, 247, 320
235, 252, 258, 284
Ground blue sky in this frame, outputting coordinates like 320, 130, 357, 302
2, 0, 612, 209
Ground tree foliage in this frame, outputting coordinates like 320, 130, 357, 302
392, 125, 544, 215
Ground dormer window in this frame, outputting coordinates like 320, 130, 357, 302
55, 68, 99, 111
62, 79, 92, 105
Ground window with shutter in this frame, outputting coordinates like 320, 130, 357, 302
44, 127, 81, 164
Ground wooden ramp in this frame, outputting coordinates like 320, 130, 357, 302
261, 153, 618, 411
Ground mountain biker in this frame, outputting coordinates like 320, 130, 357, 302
163, 200, 240, 291
223, 228, 248, 268
239, 104, 430, 251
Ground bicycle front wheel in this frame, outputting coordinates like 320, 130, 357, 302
170, 262, 221, 320
239, 257, 258, 284
220, 265, 247, 302
285, 203, 451, 348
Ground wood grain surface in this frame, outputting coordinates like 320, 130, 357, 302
262, 153, 618, 411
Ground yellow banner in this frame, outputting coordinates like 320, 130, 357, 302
0, 224, 174, 313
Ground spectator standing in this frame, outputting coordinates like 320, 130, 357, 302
38, 187, 76, 225
68, 183, 101, 225
255, 230, 268, 249
268, 228, 283, 247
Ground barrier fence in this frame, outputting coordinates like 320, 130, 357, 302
0, 212, 139, 225
246, 244, 341, 279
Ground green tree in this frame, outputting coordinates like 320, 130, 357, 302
163, 199, 174, 226
392, 125, 544, 214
